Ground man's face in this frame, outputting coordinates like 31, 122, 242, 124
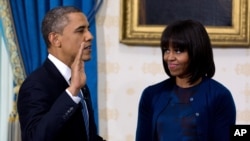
58, 12, 93, 65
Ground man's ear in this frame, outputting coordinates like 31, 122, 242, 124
48, 32, 61, 47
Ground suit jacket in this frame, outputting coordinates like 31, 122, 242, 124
136, 77, 236, 141
18, 58, 104, 141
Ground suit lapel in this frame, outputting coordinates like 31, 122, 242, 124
43, 58, 69, 88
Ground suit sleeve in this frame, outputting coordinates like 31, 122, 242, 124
17, 80, 79, 141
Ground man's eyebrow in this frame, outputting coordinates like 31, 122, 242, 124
74, 25, 89, 31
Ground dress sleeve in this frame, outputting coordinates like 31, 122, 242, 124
211, 87, 236, 141
136, 87, 154, 141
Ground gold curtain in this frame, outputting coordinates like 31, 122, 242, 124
0, 0, 26, 141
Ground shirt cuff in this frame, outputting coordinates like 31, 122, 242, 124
66, 89, 81, 103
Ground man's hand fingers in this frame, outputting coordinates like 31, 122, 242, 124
76, 42, 85, 61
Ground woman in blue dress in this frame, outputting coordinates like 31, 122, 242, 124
136, 19, 236, 141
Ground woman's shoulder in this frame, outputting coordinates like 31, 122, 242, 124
204, 77, 228, 88
140, 78, 174, 100
202, 77, 231, 95
143, 78, 173, 92
139, 78, 174, 108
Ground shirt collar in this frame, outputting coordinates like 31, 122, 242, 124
48, 54, 71, 83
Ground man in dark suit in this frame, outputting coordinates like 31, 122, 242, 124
17, 6, 105, 141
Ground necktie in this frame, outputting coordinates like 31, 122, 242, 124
68, 78, 89, 140
78, 88, 89, 140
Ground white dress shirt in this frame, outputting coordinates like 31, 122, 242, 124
48, 54, 81, 103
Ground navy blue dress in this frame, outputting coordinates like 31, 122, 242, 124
156, 84, 199, 141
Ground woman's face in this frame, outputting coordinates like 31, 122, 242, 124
163, 45, 189, 78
